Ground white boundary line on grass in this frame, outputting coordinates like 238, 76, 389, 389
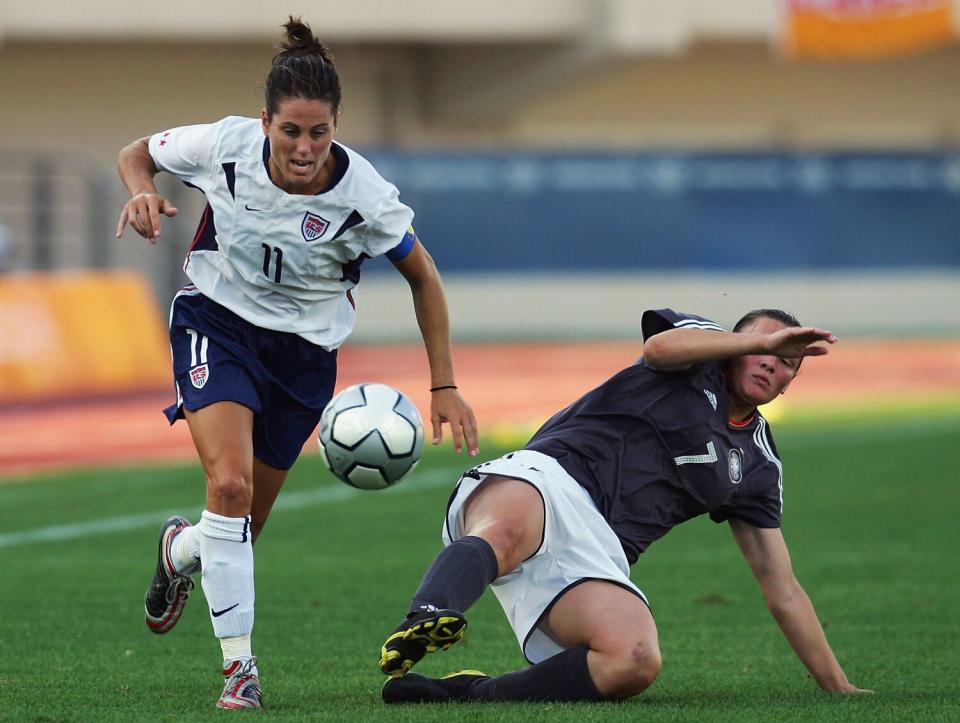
0, 469, 457, 550
1, 415, 956, 551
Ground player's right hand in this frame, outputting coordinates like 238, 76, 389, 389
832, 681, 874, 694
116, 192, 179, 243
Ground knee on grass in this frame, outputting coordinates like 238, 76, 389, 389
595, 640, 662, 699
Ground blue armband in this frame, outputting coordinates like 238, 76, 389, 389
386, 228, 417, 262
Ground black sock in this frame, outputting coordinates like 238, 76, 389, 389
467, 645, 603, 702
408, 536, 499, 616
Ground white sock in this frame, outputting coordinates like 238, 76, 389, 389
198, 510, 255, 640
170, 525, 201, 575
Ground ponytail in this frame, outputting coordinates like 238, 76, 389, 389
265, 16, 342, 119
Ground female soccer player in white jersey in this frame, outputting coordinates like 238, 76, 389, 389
378, 308, 871, 704
115, 18, 477, 711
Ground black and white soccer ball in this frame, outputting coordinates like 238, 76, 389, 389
317, 383, 424, 490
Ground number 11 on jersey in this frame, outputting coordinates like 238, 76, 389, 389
261, 244, 283, 283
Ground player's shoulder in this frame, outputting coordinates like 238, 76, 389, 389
334, 142, 402, 208
155, 116, 260, 164
336, 141, 377, 172
216, 115, 258, 130
641, 308, 727, 340
164, 115, 257, 139
212, 116, 263, 155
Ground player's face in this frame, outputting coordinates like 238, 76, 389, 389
725, 317, 801, 410
262, 97, 338, 194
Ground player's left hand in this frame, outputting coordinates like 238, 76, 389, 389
430, 388, 478, 456
765, 326, 838, 359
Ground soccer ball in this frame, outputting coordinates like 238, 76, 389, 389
317, 383, 424, 490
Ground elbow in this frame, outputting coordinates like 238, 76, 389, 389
118, 137, 140, 161
641, 329, 695, 371
642, 335, 669, 369
643, 334, 689, 371
116, 144, 132, 173
118, 137, 151, 172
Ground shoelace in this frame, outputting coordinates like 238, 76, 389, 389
163, 574, 194, 604
224, 657, 259, 683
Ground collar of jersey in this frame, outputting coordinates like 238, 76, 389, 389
728, 412, 756, 428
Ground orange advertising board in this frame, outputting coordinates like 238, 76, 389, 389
0, 271, 170, 404
781, 0, 955, 59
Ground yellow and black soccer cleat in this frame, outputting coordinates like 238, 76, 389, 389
379, 609, 468, 678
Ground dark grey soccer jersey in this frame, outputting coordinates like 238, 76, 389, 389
525, 309, 784, 565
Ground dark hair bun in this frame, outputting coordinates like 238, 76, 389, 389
277, 16, 333, 62
264, 16, 342, 118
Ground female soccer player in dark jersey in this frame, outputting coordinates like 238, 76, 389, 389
379, 308, 871, 703
115, 17, 477, 711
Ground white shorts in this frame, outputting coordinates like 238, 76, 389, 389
442, 449, 649, 664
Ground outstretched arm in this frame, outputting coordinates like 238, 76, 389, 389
643, 325, 837, 372
116, 136, 179, 242
392, 240, 478, 456
729, 519, 870, 693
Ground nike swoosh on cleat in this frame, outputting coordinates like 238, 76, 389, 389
211, 603, 240, 618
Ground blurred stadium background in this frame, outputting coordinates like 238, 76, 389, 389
1, 0, 959, 470
3, 4, 960, 719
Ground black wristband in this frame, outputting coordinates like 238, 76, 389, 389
429, 385, 458, 392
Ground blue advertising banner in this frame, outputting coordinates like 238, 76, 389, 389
363, 151, 960, 272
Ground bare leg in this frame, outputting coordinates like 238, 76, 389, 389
185, 401, 255, 517
462, 474, 545, 573
543, 579, 661, 698
249, 458, 289, 543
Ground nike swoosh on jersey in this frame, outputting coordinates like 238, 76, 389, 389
244, 204, 264, 212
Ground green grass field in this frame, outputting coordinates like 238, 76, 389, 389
1, 410, 958, 721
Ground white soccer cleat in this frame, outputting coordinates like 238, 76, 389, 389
217, 657, 262, 710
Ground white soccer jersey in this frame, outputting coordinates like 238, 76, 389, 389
148, 116, 415, 348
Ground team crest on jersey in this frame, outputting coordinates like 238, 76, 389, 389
190, 364, 209, 389
703, 389, 718, 411
301, 212, 330, 242
728, 448, 743, 484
